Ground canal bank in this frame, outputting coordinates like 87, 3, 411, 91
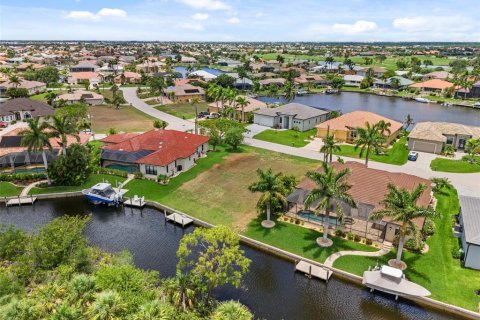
1, 194, 478, 319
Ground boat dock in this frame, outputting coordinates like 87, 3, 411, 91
165, 212, 193, 227
295, 260, 332, 282
124, 195, 146, 208
5, 196, 37, 207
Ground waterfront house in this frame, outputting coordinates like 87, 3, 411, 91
259, 78, 286, 87
356, 66, 386, 78
343, 75, 364, 87
100, 129, 209, 177
294, 74, 328, 86
208, 95, 267, 120
287, 161, 432, 242
409, 79, 454, 92
455, 81, 480, 99
54, 90, 104, 106
373, 76, 414, 89
253, 103, 329, 132
0, 98, 53, 123
316, 111, 403, 144
217, 59, 242, 68
164, 84, 205, 103
408, 122, 480, 154
458, 195, 480, 270
188, 70, 217, 81
422, 71, 453, 81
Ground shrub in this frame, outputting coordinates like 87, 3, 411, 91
354, 235, 361, 242
134, 171, 144, 179
366, 239, 373, 245
335, 229, 343, 237
422, 218, 436, 237
347, 232, 354, 240
452, 247, 462, 259
0, 172, 46, 182
404, 238, 425, 252
48, 144, 92, 186
295, 219, 300, 225
153, 119, 168, 129
96, 167, 128, 178
157, 174, 169, 184
441, 145, 455, 157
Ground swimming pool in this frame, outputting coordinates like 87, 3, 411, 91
4, 167, 46, 174
297, 210, 340, 226
105, 164, 138, 173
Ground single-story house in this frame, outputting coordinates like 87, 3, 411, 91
69, 61, 99, 73
0, 128, 90, 170
114, 71, 142, 85
408, 122, 480, 154
294, 74, 328, 86
455, 81, 480, 99
67, 72, 102, 86
0, 98, 54, 123
16, 63, 44, 72
188, 70, 217, 81
208, 96, 267, 120
409, 79, 454, 92
0, 79, 47, 96
343, 75, 364, 87
458, 195, 480, 270
373, 76, 414, 89
287, 161, 433, 242
259, 78, 286, 87
225, 73, 253, 90
136, 61, 165, 74
100, 129, 209, 178
181, 56, 197, 64
422, 71, 453, 81
164, 84, 205, 103
253, 103, 329, 132
316, 111, 403, 144
356, 66, 387, 78
54, 90, 104, 106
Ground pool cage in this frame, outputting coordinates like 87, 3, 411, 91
0, 150, 58, 173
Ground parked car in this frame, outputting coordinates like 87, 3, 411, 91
0, 121, 8, 128
197, 111, 210, 118
206, 112, 220, 119
408, 151, 419, 161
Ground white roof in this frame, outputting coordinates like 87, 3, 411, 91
92, 183, 112, 191
190, 70, 217, 80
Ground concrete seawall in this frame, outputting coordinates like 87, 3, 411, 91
2, 194, 479, 319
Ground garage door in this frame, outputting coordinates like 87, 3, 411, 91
412, 141, 438, 153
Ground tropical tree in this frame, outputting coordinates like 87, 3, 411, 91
430, 177, 453, 194
248, 168, 288, 228
106, 94, 126, 109
47, 115, 79, 155
376, 120, 392, 136
45, 92, 57, 105
304, 162, 356, 245
465, 138, 480, 163
19, 118, 53, 184
189, 97, 200, 134
235, 96, 250, 122
283, 80, 296, 102
370, 184, 436, 267
404, 114, 414, 130
354, 122, 386, 166
8, 73, 21, 88
320, 132, 341, 163
211, 301, 253, 320
389, 77, 401, 90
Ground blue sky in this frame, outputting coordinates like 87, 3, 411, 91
1, 0, 479, 41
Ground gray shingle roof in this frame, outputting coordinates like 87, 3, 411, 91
254, 103, 329, 120
459, 195, 480, 246
0, 98, 54, 117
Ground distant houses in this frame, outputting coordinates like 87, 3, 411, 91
409, 79, 454, 92
55, 90, 104, 106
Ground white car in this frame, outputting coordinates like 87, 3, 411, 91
408, 151, 419, 161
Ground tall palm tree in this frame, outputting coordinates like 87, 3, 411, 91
47, 115, 80, 155
248, 168, 287, 228
320, 132, 341, 163
235, 96, 250, 122
19, 118, 53, 184
430, 177, 453, 194
283, 80, 296, 102
45, 92, 57, 105
8, 74, 21, 88
189, 97, 200, 134
404, 114, 414, 130
370, 184, 436, 266
304, 162, 356, 245
354, 122, 385, 166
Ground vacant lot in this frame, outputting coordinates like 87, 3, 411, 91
125, 146, 318, 230
90, 105, 155, 133
253, 128, 316, 147
155, 102, 210, 119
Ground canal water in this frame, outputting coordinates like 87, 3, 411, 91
259, 92, 480, 127
0, 198, 455, 320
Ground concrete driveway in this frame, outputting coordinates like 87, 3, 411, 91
244, 124, 269, 138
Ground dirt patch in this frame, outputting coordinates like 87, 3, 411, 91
90, 105, 155, 133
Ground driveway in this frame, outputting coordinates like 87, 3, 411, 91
121, 87, 194, 131
244, 124, 269, 138
0, 121, 28, 137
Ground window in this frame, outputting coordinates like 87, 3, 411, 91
145, 165, 157, 175
446, 137, 454, 145
279, 117, 282, 123
350, 130, 357, 139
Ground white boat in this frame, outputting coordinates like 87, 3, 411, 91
82, 183, 123, 206
474, 102, 480, 109
362, 265, 431, 299
296, 90, 308, 96
414, 97, 430, 103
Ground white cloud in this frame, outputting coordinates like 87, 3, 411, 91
192, 13, 209, 20
227, 17, 240, 24
332, 20, 378, 33
177, 0, 230, 11
178, 22, 204, 31
98, 8, 127, 18
65, 8, 126, 21
255, 12, 263, 18
393, 16, 474, 33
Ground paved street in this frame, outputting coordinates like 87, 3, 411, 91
121, 87, 479, 197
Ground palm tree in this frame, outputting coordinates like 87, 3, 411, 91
370, 184, 436, 267
189, 97, 200, 134
354, 122, 385, 166
19, 118, 53, 184
8, 74, 21, 88
162, 272, 197, 312
389, 77, 401, 90
47, 115, 80, 155
376, 120, 392, 136
45, 92, 57, 105
106, 94, 126, 109
235, 96, 250, 122
283, 80, 296, 102
465, 138, 480, 163
430, 177, 453, 194
304, 162, 356, 245
320, 129, 341, 163
248, 168, 287, 228
404, 114, 414, 130
212, 301, 253, 320
88, 290, 126, 320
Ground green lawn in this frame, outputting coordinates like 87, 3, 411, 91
243, 216, 378, 263
28, 174, 127, 195
333, 187, 480, 311
430, 156, 480, 173
0, 182, 24, 197
154, 102, 209, 119
253, 128, 316, 148
333, 137, 409, 165
125, 145, 318, 229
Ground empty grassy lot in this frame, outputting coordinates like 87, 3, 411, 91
90, 105, 155, 133
253, 128, 316, 147
154, 102, 210, 119
0, 182, 24, 197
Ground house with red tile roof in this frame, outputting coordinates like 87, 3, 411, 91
409, 79, 454, 92
99, 129, 209, 177
287, 161, 433, 242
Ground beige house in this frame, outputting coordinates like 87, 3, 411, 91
0, 79, 47, 96
316, 111, 403, 144
55, 90, 104, 106
164, 84, 205, 103
408, 122, 480, 154
208, 96, 267, 120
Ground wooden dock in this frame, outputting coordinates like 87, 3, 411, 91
165, 213, 193, 227
5, 196, 37, 207
124, 196, 146, 208
295, 260, 332, 282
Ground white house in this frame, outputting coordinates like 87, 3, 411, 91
253, 103, 329, 132
343, 75, 364, 87
458, 195, 480, 270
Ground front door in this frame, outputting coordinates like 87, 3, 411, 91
284, 116, 289, 129
14, 112, 21, 120
458, 138, 466, 149
385, 224, 397, 242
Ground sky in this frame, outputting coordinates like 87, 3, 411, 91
1, 0, 479, 42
